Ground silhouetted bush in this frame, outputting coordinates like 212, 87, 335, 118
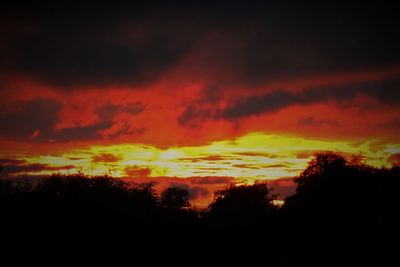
282, 152, 399, 265
207, 182, 276, 223
160, 187, 191, 210
1, 152, 398, 266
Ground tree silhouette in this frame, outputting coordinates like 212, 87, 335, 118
1, 153, 399, 266
282, 152, 399, 266
160, 187, 190, 210
207, 182, 276, 223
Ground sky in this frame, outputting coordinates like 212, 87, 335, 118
1, 2, 400, 206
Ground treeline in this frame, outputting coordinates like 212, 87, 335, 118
1, 152, 399, 266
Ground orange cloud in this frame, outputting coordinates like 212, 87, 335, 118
125, 166, 152, 178
92, 153, 121, 163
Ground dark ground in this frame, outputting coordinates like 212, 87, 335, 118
1, 153, 399, 266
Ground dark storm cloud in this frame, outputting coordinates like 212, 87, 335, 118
60, 102, 146, 141
178, 104, 214, 128
0, 99, 144, 142
180, 2, 400, 86
378, 116, 400, 129
0, 158, 26, 165
0, 98, 60, 139
16, 31, 191, 88
0, 2, 205, 88
220, 90, 297, 120
179, 76, 400, 124
0, 157, 74, 176
1, 2, 399, 88
222, 76, 400, 120
308, 76, 400, 106
243, 3, 399, 86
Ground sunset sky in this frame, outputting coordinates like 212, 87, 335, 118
1, 2, 399, 206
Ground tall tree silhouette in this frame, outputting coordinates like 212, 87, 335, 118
207, 182, 276, 223
282, 152, 399, 266
1, 154, 399, 266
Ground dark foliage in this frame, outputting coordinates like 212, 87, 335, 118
1, 152, 399, 266
160, 187, 191, 210
282, 152, 400, 266
207, 182, 276, 224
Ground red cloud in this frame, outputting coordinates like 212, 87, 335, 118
92, 153, 121, 163
124, 166, 152, 178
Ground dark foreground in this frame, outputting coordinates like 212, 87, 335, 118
1, 153, 399, 266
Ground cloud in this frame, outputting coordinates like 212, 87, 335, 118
219, 90, 297, 120
28, 129, 41, 139
178, 104, 215, 128
0, 99, 145, 142
57, 102, 145, 141
0, 98, 60, 140
67, 157, 85, 161
179, 76, 400, 124
178, 155, 230, 162
92, 153, 121, 163
1, 2, 399, 90
180, 3, 400, 88
0, 158, 26, 165
233, 163, 288, 169
0, 3, 200, 88
124, 166, 152, 178
232, 164, 260, 169
189, 176, 234, 185
387, 153, 400, 166
0, 158, 74, 176
378, 116, 400, 129
1, 2, 400, 151
226, 77, 400, 120
198, 167, 229, 171
299, 116, 340, 127
232, 152, 278, 158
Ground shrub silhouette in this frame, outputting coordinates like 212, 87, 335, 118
207, 182, 276, 224
282, 152, 399, 265
284, 152, 394, 217
160, 187, 191, 210
1, 152, 398, 266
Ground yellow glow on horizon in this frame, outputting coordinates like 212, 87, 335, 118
13, 133, 399, 179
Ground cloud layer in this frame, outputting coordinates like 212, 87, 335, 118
0, 2, 399, 184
